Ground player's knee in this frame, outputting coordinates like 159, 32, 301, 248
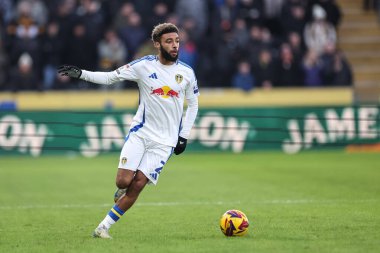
115, 169, 134, 189
132, 179, 147, 193
116, 177, 131, 189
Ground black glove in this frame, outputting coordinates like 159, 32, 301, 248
58, 65, 82, 78
174, 136, 187, 155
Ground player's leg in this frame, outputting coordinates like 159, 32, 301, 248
113, 134, 144, 202
93, 138, 172, 238
116, 171, 149, 211
115, 140, 172, 211
93, 172, 148, 239
93, 134, 144, 239
116, 168, 135, 188
94, 171, 149, 238
113, 168, 134, 202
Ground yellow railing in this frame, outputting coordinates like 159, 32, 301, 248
0, 87, 352, 110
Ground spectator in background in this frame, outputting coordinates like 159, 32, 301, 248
363, 0, 379, 10
193, 16, 214, 87
0, 0, 349, 90
281, 1, 307, 37
97, 28, 126, 89
54, 0, 77, 43
364, 0, 380, 21
330, 51, 352, 86
0, 0, 13, 24
232, 61, 255, 92
252, 49, 276, 89
6, 0, 43, 75
42, 21, 63, 90
113, 2, 135, 31
23, 0, 48, 26
238, 0, 265, 27
231, 18, 250, 51
212, 32, 236, 86
302, 50, 323, 87
304, 4, 336, 56
147, 2, 170, 31
134, 41, 156, 59
65, 21, 94, 70
212, 0, 239, 38
180, 17, 200, 44
0, 32, 8, 89
76, 0, 105, 68
118, 12, 146, 61
261, 27, 277, 49
288, 31, 304, 65
165, 13, 179, 26
175, 0, 208, 41
77, 0, 105, 41
129, 0, 157, 18
313, 0, 342, 27
276, 43, 303, 86
98, 29, 127, 71
263, 0, 284, 19
100, 0, 122, 28
320, 42, 352, 86
9, 52, 39, 91
178, 29, 197, 68
263, 0, 284, 35
247, 25, 265, 66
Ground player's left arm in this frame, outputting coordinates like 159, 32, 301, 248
174, 77, 199, 155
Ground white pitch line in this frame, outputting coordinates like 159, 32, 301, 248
0, 201, 241, 210
0, 199, 378, 210
261, 199, 379, 204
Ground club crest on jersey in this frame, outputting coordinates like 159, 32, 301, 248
151, 86, 179, 98
121, 157, 127, 165
175, 74, 183, 84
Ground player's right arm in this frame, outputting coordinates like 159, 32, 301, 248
58, 64, 138, 85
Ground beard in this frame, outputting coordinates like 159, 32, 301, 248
160, 45, 178, 62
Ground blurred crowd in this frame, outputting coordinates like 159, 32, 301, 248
364, 0, 380, 12
0, 0, 353, 92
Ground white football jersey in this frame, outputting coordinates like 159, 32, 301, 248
115, 55, 199, 147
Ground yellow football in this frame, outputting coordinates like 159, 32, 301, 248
220, 209, 249, 236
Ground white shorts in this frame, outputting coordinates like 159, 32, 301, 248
118, 133, 174, 185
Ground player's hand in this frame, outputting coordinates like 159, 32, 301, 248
174, 136, 187, 155
58, 65, 82, 78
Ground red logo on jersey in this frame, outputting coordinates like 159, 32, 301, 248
151, 86, 179, 98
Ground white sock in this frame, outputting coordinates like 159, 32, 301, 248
98, 215, 116, 230
97, 205, 125, 230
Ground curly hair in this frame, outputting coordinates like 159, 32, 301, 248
151, 23, 179, 42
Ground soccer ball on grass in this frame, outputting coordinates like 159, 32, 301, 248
220, 209, 249, 236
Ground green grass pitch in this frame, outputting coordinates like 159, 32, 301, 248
0, 151, 379, 253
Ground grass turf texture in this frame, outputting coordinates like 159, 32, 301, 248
0, 151, 379, 253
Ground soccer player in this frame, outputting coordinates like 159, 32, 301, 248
58, 23, 199, 239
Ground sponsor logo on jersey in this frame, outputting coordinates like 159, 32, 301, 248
193, 84, 199, 94
175, 74, 183, 84
121, 157, 127, 165
149, 73, 158, 79
151, 86, 179, 98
